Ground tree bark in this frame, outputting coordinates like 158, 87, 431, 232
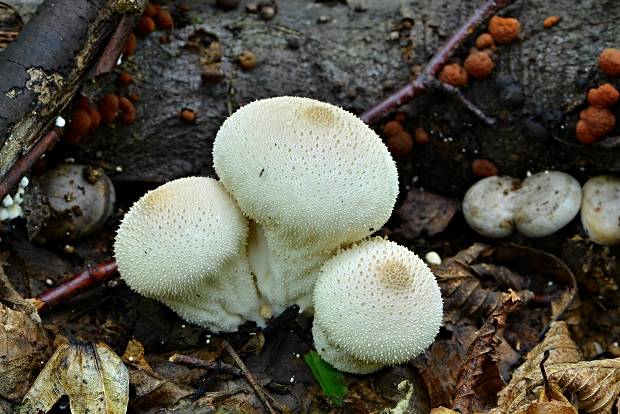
0, 0, 143, 183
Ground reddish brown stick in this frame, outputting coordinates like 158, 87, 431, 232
0, 130, 58, 201
360, 0, 511, 123
34, 259, 118, 314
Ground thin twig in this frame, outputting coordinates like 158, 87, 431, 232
33, 258, 118, 314
430, 80, 497, 126
169, 353, 242, 376
222, 340, 289, 414
0, 130, 58, 201
91, 15, 137, 77
360, 0, 511, 124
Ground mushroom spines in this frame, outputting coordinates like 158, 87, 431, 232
114, 176, 249, 298
313, 238, 443, 370
213, 96, 398, 243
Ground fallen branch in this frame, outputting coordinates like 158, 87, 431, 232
360, 0, 511, 124
0, 0, 145, 184
222, 340, 290, 414
32, 258, 118, 314
169, 353, 242, 376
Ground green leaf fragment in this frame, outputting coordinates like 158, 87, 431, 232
304, 351, 348, 407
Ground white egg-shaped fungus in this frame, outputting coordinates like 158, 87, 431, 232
213, 97, 398, 313
312, 237, 443, 374
581, 175, 620, 245
114, 177, 263, 332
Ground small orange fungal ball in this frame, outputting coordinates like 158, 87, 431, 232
488, 15, 521, 44
464, 51, 495, 79
587, 83, 620, 107
599, 48, 620, 77
439, 63, 468, 87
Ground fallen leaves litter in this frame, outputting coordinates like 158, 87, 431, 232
493, 321, 620, 414
452, 291, 522, 413
392, 189, 459, 240
19, 340, 129, 414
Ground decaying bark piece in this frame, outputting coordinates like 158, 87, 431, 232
0, 0, 144, 183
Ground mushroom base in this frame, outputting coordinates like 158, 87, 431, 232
312, 322, 384, 374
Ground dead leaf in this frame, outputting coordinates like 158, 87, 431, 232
19, 340, 128, 414
392, 189, 458, 240
515, 379, 577, 414
452, 291, 522, 414
493, 321, 620, 414
561, 237, 617, 296
0, 257, 52, 401
435, 243, 505, 327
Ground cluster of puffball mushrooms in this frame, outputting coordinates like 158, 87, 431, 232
114, 97, 444, 374
463, 171, 620, 244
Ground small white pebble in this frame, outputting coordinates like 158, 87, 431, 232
547, 281, 554, 286
289, 376, 295, 383
181, 324, 186, 328
128, 356, 134, 362
206, 339, 211, 344
115, 166, 124, 172
2, 195, 13, 207
425, 251, 442, 265
117, 56, 123, 65
19, 177, 29, 188
45, 278, 54, 286
295, 353, 301, 358
55, 116, 66, 128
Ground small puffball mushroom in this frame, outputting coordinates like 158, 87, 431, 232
312, 238, 443, 374
114, 177, 263, 332
581, 176, 620, 245
213, 97, 398, 313
33, 164, 115, 241
463, 176, 519, 238
514, 171, 582, 238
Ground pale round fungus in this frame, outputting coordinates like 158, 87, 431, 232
581, 175, 620, 245
463, 171, 582, 238
114, 177, 263, 332
514, 171, 582, 238
312, 238, 443, 374
213, 96, 398, 312
462, 176, 519, 238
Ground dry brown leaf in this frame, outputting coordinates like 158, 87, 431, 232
121, 340, 194, 411
392, 189, 458, 240
493, 321, 620, 414
0, 258, 52, 401
452, 291, 522, 414
435, 243, 505, 327
430, 407, 459, 414
515, 380, 577, 414
19, 341, 129, 414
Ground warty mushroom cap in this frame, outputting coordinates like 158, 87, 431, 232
114, 176, 263, 332
312, 237, 443, 374
580, 175, 620, 245
213, 96, 398, 311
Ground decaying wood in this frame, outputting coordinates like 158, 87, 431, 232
0, 0, 144, 185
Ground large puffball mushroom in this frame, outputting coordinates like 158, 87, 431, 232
312, 238, 443, 374
581, 175, 620, 245
462, 176, 519, 238
514, 171, 582, 238
114, 177, 263, 332
213, 97, 398, 312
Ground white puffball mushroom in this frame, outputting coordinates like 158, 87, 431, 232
514, 171, 582, 238
462, 176, 519, 238
213, 97, 398, 313
312, 238, 443, 374
581, 175, 620, 245
114, 177, 263, 332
